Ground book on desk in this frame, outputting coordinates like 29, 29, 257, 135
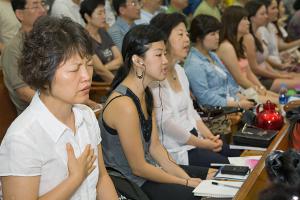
193, 180, 243, 198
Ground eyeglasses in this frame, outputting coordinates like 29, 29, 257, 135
24, 0, 49, 11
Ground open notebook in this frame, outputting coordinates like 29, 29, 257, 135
193, 180, 243, 198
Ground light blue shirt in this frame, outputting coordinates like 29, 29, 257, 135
184, 47, 239, 107
108, 17, 136, 50
135, 9, 154, 25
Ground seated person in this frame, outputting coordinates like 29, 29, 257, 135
245, 0, 300, 92
217, 6, 278, 104
51, 0, 85, 26
135, 0, 163, 25
193, 0, 221, 21
108, 0, 141, 50
0, 0, 20, 54
0, 16, 118, 200
150, 13, 240, 168
166, 0, 188, 14
100, 24, 213, 200
258, 0, 300, 70
80, 0, 122, 82
1, 0, 47, 114
185, 14, 254, 109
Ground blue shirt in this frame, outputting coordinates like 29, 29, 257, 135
184, 47, 239, 107
108, 17, 135, 50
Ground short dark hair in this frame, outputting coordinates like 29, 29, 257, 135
11, 0, 27, 12
190, 14, 221, 43
20, 16, 94, 90
265, 149, 300, 185
220, 6, 249, 59
150, 12, 187, 39
259, 183, 300, 200
80, 0, 105, 23
112, 0, 126, 15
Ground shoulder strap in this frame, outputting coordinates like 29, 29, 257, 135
102, 85, 129, 114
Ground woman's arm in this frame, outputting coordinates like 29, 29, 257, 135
243, 34, 282, 79
109, 97, 199, 187
2, 144, 95, 200
278, 37, 300, 52
96, 144, 118, 200
92, 55, 114, 82
103, 46, 123, 71
217, 42, 254, 89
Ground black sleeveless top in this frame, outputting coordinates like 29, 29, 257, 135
99, 85, 157, 186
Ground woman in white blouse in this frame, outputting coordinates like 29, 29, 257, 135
0, 16, 118, 200
150, 13, 238, 167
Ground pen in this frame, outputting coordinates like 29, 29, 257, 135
211, 181, 241, 189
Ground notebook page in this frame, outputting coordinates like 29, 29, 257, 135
193, 180, 243, 197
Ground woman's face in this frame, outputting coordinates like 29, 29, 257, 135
237, 17, 250, 36
143, 41, 168, 81
202, 31, 220, 51
90, 5, 106, 28
49, 53, 93, 105
251, 5, 268, 27
168, 22, 190, 61
267, 0, 279, 22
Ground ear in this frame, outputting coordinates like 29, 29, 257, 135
132, 55, 145, 68
84, 13, 91, 23
119, 5, 127, 16
15, 9, 24, 22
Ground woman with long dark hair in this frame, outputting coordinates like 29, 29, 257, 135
244, 1, 300, 92
217, 6, 278, 103
99, 24, 212, 200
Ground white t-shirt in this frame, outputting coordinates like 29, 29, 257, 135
151, 64, 201, 165
0, 93, 101, 199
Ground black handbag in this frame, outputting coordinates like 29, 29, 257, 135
233, 124, 278, 148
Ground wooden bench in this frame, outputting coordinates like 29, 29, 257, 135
233, 124, 290, 200
0, 70, 17, 143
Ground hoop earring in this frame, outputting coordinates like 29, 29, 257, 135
136, 70, 144, 79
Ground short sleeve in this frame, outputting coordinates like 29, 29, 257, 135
1, 36, 27, 90
84, 105, 102, 145
100, 29, 115, 48
0, 133, 42, 176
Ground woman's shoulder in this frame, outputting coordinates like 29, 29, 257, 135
104, 92, 137, 115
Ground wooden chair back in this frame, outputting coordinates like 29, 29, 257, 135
0, 70, 17, 143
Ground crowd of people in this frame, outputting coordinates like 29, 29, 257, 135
0, 0, 300, 199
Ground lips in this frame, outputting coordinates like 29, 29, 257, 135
80, 85, 91, 94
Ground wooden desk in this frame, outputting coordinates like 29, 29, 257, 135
233, 124, 290, 200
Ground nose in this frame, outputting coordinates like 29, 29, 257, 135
162, 54, 168, 65
81, 65, 92, 82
